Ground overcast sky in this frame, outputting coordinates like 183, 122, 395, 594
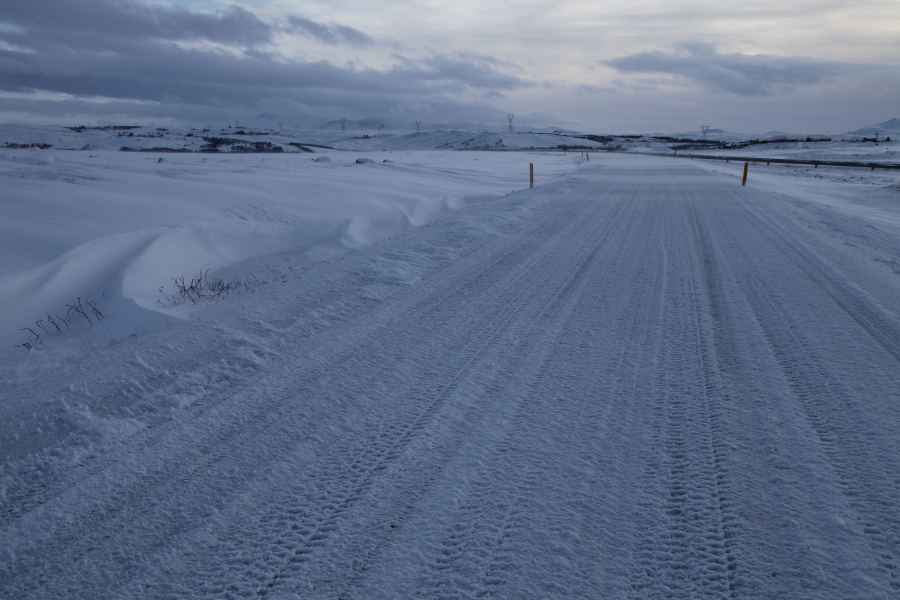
1, 0, 897, 133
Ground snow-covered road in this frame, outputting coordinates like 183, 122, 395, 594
2, 155, 899, 599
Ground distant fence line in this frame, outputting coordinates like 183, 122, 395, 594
456, 147, 900, 170
636, 150, 900, 171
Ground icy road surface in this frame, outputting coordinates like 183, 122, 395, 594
2, 155, 900, 599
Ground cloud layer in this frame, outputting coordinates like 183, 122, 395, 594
0, 0, 273, 47
284, 16, 375, 48
0, 0, 528, 125
606, 42, 845, 96
0, 0, 897, 132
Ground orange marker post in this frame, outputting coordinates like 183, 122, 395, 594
742, 162, 749, 186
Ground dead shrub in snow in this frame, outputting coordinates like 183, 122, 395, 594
158, 269, 269, 307
15, 297, 103, 350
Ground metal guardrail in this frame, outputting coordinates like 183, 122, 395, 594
668, 152, 900, 171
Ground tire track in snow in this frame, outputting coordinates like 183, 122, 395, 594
93, 177, 630, 598
690, 172, 900, 597
0, 177, 583, 529
625, 176, 742, 600
5, 160, 899, 598
401, 182, 638, 599
380, 169, 734, 599
250, 178, 664, 596
0, 182, 607, 598
720, 187, 900, 365
236, 182, 635, 599
714, 226, 900, 593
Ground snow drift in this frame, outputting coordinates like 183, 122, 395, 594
0, 148, 584, 355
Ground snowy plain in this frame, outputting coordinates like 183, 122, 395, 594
0, 144, 581, 355
1, 126, 900, 599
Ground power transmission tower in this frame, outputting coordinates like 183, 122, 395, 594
701, 125, 710, 140
508, 115, 514, 132
415, 121, 421, 132
341, 119, 346, 133
278, 121, 283, 130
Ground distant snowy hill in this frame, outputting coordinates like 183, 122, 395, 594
0, 124, 606, 153
325, 130, 604, 151
665, 129, 751, 142
254, 114, 494, 132
318, 117, 409, 131
853, 118, 900, 134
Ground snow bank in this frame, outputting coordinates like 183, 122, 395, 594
0, 149, 584, 357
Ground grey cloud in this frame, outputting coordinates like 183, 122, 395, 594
0, 43, 528, 102
606, 42, 844, 96
391, 53, 530, 91
284, 16, 375, 47
0, 0, 528, 124
0, 0, 273, 48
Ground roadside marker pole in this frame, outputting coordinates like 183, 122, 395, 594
530, 163, 534, 188
742, 162, 749, 186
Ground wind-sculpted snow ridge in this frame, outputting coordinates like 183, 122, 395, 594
0, 150, 583, 357
1, 154, 900, 598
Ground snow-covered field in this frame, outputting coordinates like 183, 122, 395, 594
0, 145, 582, 357
1, 127, 900, 598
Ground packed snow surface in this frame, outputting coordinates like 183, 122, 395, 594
1, 145, 900, 598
